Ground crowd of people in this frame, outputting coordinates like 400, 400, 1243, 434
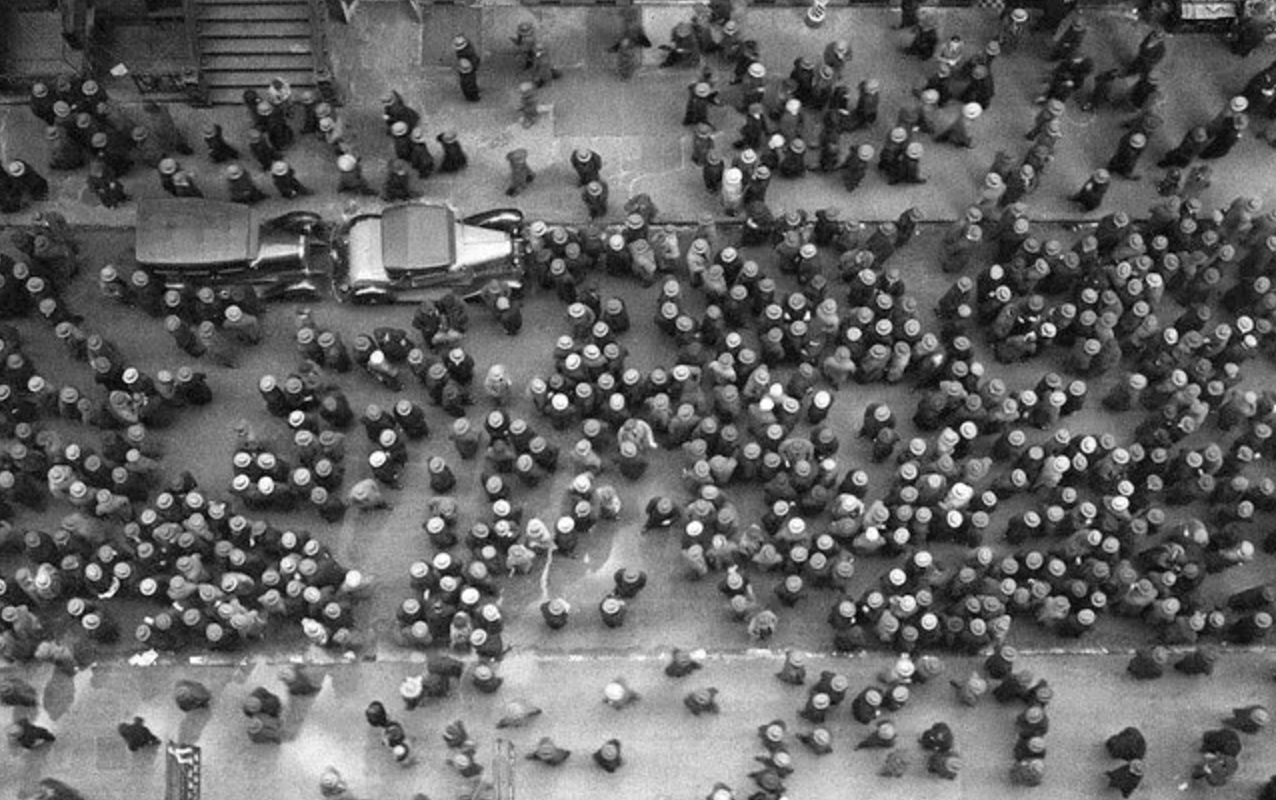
0, 212, 370, 662
645, 6, 1276, 229
3, 0, 1276, 797
0, 72, 474, 212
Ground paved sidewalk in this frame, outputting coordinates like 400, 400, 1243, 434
3, 651, 1275, 800
1, 7, 1274, 229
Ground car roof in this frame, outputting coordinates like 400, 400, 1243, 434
136, 199, 257, 266
380, 202, 455, 271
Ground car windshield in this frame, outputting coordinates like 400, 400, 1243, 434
345, 216, 388, 285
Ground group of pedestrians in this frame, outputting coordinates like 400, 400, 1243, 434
643, 1, 1275, 223
1, 77, 191, 211
0, 73, 475, 212
5, 665, 322, 760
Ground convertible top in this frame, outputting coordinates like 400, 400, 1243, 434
379, 203, 455, 272
136, 199, 258, 267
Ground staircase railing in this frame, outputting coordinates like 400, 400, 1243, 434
307, 0, 339, 103
182, 0, 210, 105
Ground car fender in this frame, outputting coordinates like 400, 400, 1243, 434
462, 208, 525, 235
263, 210, 326, 236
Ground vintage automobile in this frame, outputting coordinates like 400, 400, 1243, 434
330, 201, 525, 304
134, 198, 525, 305
134, 198, 326, 300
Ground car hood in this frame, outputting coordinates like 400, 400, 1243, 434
136, 199, 257, 266
454, 221, 517, 272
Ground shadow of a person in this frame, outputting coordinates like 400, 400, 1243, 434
177, 708, 212, 744
40, 671, 75, 722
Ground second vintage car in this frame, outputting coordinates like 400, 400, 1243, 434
330, 201, 525, 304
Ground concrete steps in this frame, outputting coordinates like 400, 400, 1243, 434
196, 0, 323, 104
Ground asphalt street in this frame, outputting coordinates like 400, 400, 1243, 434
1, 221, 1276, 799
5, 225, 1276, 657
